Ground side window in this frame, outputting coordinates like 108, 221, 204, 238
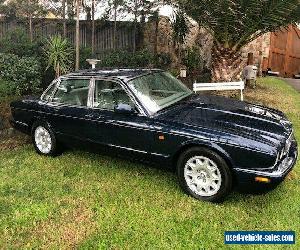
93, 80, 134, 110
41, 82, 56, 102
52, 78, 90, 106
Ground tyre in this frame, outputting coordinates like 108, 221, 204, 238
32, 121, 60, 156
177, 147, 232, 202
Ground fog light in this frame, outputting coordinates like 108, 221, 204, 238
255, 177, 271, 183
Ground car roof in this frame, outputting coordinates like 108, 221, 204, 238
64, 68, 164, 81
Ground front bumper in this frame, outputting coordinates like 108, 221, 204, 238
233, 138, 298, 187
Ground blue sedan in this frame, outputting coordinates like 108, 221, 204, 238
10, 69, 298, 202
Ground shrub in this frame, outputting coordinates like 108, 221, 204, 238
0, 53, 42, 96
154, 53, 172, 69
0, 28, 56, 90
44, 35, 74, 77
0, 28, 40, 58
98, 49, 155, 68
183, 47, 203, 72
0, 79, 14, 97
79, 47, 93, 69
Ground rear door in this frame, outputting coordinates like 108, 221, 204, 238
45, 77, 92, 145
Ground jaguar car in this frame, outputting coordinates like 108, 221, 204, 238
10, 69, 298, 202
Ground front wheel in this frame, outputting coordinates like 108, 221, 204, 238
32, 122, 60, 156
177, 147, 232, 202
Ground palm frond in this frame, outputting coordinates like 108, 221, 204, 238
178, 0, 300, 49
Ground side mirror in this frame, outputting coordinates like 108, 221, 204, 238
114, 103, 135, 114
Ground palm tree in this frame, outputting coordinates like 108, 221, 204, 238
44, 35, 73, 78
176, 0, 300, 82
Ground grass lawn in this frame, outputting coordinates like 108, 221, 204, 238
0, 77, 299, 249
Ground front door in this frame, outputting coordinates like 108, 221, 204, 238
86, 79, 156, 160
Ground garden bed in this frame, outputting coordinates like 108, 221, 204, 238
0, 96, 30, 150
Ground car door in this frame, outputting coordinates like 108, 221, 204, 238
45, 77, 92, 146
85, 78, 156, 160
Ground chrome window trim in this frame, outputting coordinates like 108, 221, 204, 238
40, 79, 59, 102
42, 75, 148, 116
91, 77, 147, 116
46, 77, 93, 109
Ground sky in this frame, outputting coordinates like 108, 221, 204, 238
92, 3, 175, 21
159, 5, 174, 17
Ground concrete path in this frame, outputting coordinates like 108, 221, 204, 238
280, 78, 300, 92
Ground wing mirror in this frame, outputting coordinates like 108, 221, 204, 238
114, 103, 136, 114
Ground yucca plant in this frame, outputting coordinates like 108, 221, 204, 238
176, 0, 300, 82
44, 35, 73, 78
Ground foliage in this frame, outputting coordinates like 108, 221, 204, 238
0, 27, 55, 89
0, 28, 40, 58
177, 0, 300, 50
79, 47, 93, 70
98, 49, 155, 68
7, 0, 47, 20
155, 52, 172, 69
0, 78, 14, 97
182, 46, 203, 71
0, 0, 16, 20
44, 35, 74, 77
120, 0, 160, 22
171, 10, 189, 45
0, 53, 41, 96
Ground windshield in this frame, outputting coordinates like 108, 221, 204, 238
128, 71, 192, 114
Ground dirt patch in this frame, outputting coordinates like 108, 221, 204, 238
29, 201, 97, 249
0, 133, 30, 151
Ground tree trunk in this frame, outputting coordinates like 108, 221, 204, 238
91, 0, 95, 55
211, 43, 245, 82
113, 1, 117, 51
154, 13, 159, 56
29, 16, 33, 42
62, 0, 67, 37
133, 16, 137, 52
75, 0, 80, 70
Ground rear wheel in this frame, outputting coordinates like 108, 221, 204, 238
177, 147, 232, 202
32, 122, 60, 156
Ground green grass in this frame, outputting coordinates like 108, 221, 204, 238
0, 77, 299, 249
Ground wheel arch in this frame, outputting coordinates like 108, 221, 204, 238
29, 117, 54, 134
172, 140, 234, 171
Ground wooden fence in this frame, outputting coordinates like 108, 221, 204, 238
0, 18, 139, 57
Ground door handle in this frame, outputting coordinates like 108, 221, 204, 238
85, 114, 94, 119
85, 114, 106, 120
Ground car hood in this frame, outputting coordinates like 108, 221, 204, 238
156, 94, 292, 148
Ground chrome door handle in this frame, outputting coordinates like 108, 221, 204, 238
85, 114, 94, 119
